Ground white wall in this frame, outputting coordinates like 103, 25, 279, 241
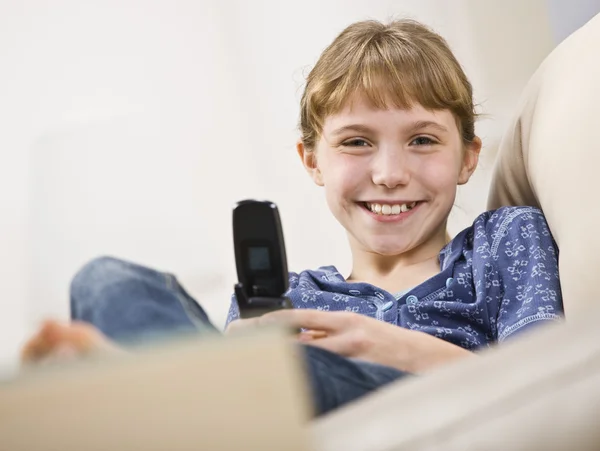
0, 0, 559, 370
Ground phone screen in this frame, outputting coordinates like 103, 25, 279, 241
247, 246, 271, 272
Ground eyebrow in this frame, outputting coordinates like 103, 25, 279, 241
407, 120, 449, 134
329, 124, 375, 137
329, 120, 449, 137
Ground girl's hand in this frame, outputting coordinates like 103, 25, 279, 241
225, 316, 328, 340
224, 317, 262, 335
21, 319, 125, 366
259, 310, 474, 373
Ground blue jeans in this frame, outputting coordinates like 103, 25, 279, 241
70, 256, 408, 416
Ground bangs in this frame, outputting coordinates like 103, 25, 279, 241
324, 37, 471, 117
301, 20, 475, 148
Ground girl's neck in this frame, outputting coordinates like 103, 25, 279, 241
346, 231, 448, 294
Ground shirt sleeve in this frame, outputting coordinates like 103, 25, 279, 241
225, 294, 241, 328
494, 207, 564, 342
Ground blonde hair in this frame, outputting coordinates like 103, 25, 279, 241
299, 19, 477, 150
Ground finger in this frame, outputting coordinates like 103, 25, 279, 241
260, 309, 351, 332
299, 335, 351, 357
298, 330, 328, 340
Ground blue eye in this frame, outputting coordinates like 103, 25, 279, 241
410, 136, 437, 146
342, 138, 370, 147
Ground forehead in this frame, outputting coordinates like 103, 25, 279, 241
322, 93, 458, 133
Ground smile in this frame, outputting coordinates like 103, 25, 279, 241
363, 201, 418, 216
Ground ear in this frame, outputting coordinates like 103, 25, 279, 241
296, 140, 324, 186
457, 136, 482, 185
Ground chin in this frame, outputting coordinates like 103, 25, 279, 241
366, 240, 411, 256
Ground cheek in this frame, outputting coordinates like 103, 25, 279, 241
414, 154, 462, 191
321, 155, 365, 196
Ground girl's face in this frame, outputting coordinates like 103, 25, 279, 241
299, 94, 481, 258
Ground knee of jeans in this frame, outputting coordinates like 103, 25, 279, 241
70, 256, 134, 315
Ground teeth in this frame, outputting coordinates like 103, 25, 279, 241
366, 201, 417, 215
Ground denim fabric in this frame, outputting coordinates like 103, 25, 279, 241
70, 256, 407, 416
70, 257, 219, 342
301, 346, 407, 415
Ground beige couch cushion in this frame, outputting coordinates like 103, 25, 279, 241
487, 12, 600, 319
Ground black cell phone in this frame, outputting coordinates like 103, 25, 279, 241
232, 200, 292, 319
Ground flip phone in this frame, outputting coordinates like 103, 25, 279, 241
232, 200, 293, 318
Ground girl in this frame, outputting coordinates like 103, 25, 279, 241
22, 19, 563, 416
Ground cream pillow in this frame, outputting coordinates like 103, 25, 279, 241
487, 12, 600, 319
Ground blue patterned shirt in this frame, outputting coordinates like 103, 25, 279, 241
226, 206, 563, 350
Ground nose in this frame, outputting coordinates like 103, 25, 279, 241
371, 145, 411, 189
